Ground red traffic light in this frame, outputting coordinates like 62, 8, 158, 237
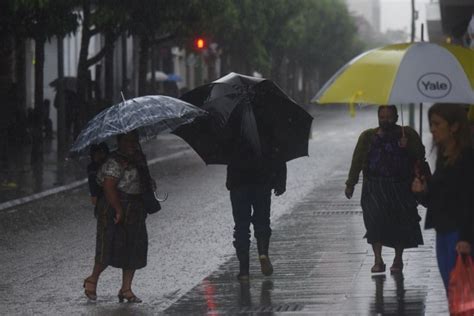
195, 37, 206, 50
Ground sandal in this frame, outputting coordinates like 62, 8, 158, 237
390, 261, 404, 274
371, 262, 386, 273
83, 277, 97, 301
118, 289, 142, 303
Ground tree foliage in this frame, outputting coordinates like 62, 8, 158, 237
205, 0, 364, 100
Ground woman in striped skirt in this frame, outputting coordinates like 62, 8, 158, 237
345, 105, 426, 273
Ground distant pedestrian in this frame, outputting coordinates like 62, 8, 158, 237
87, 142, 109, 216
226, 104, 287, 281
83, 131, 151, 303
345, 105, 426, 273
54, 90, 79, 142
412, 103, 473, 291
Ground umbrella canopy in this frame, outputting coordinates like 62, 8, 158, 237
146, 71, 168, 81
313, 42, 474, 106
174, 72, 313, 165
146, 71, 182, 82
166, 74, 182, 82
69, 95, 207, 155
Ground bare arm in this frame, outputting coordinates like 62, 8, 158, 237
103, 177, 123, 224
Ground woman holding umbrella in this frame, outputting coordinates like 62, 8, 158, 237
83, 130, 150, 303
70, 95, 206, 301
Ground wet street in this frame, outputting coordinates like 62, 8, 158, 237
0, 107, 449, 315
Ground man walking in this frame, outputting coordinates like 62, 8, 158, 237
226, 104, 286, 281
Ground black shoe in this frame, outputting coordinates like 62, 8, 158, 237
237, 272, 250, 282
236, 250, 250, 281
118, 289, 142, 303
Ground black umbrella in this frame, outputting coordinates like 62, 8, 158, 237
174, 72, 313, 165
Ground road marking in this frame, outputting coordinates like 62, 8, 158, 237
0, 149, 193, 212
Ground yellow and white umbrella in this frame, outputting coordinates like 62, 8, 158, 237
312, 42, 474, 115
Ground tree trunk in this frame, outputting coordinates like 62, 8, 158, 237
0, 33, 13, 100
56, 36, 66, 158
77, 0, 92, 132
151, 43, 156, 93
138, 35, 150, 96
0, 32, 14, 166
121, 33, 128, 96
15, 37, 26, 112
31, 35, 45, 164
104, 32, 115, 106
270, 53, 283, 84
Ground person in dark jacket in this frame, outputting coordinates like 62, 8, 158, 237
226, 104, 286, 281
412, 103, 474, 292
345, 105, 426, 274
87, 142, 109, 216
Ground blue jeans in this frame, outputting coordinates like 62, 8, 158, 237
436, 231, 474, 292
230, 185, 272, 253
436, 231, 463, 291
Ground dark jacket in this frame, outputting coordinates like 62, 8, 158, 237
346, 126, 426, 186
225, 103, 287, 191
226, 159, 286, 191
422, 149, 474, 243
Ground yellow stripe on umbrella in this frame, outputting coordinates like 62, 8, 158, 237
313, 42, 474, 109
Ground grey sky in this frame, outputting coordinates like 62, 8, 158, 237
380, 0, 430, 38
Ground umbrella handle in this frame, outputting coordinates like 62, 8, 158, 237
120, 91, 126, 104
154, 191, 169, 202
349, 91, 363, 117
400, 104, 405, 138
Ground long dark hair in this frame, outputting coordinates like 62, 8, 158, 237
428, 103, 470, 166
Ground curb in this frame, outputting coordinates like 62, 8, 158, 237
0, 149, 193, 212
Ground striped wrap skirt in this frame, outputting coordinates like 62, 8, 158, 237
361, 176, 423, 248
95, 192, 148, 269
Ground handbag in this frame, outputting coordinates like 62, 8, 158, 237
143, 188, 161, 214
134, 151, 162, 215
448, 255, 474, 315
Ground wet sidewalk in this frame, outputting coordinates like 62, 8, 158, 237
164, 170, 448, 315
0, 134, 192, 209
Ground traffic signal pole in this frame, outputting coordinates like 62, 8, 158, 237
409, 0, 416, 129
194, 37, 206, 86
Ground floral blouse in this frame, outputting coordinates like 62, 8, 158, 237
97, 154, 142, 194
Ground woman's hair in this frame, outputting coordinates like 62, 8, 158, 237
117, 130, 139, 142
428, 103, 471, 165
378, 105, 398, 117
89, 142, 109, 159
377, 105, 399, 124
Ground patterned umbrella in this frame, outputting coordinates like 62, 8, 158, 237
69, 95, 207, 155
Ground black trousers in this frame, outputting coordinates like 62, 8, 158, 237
230, 184, 272, 253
